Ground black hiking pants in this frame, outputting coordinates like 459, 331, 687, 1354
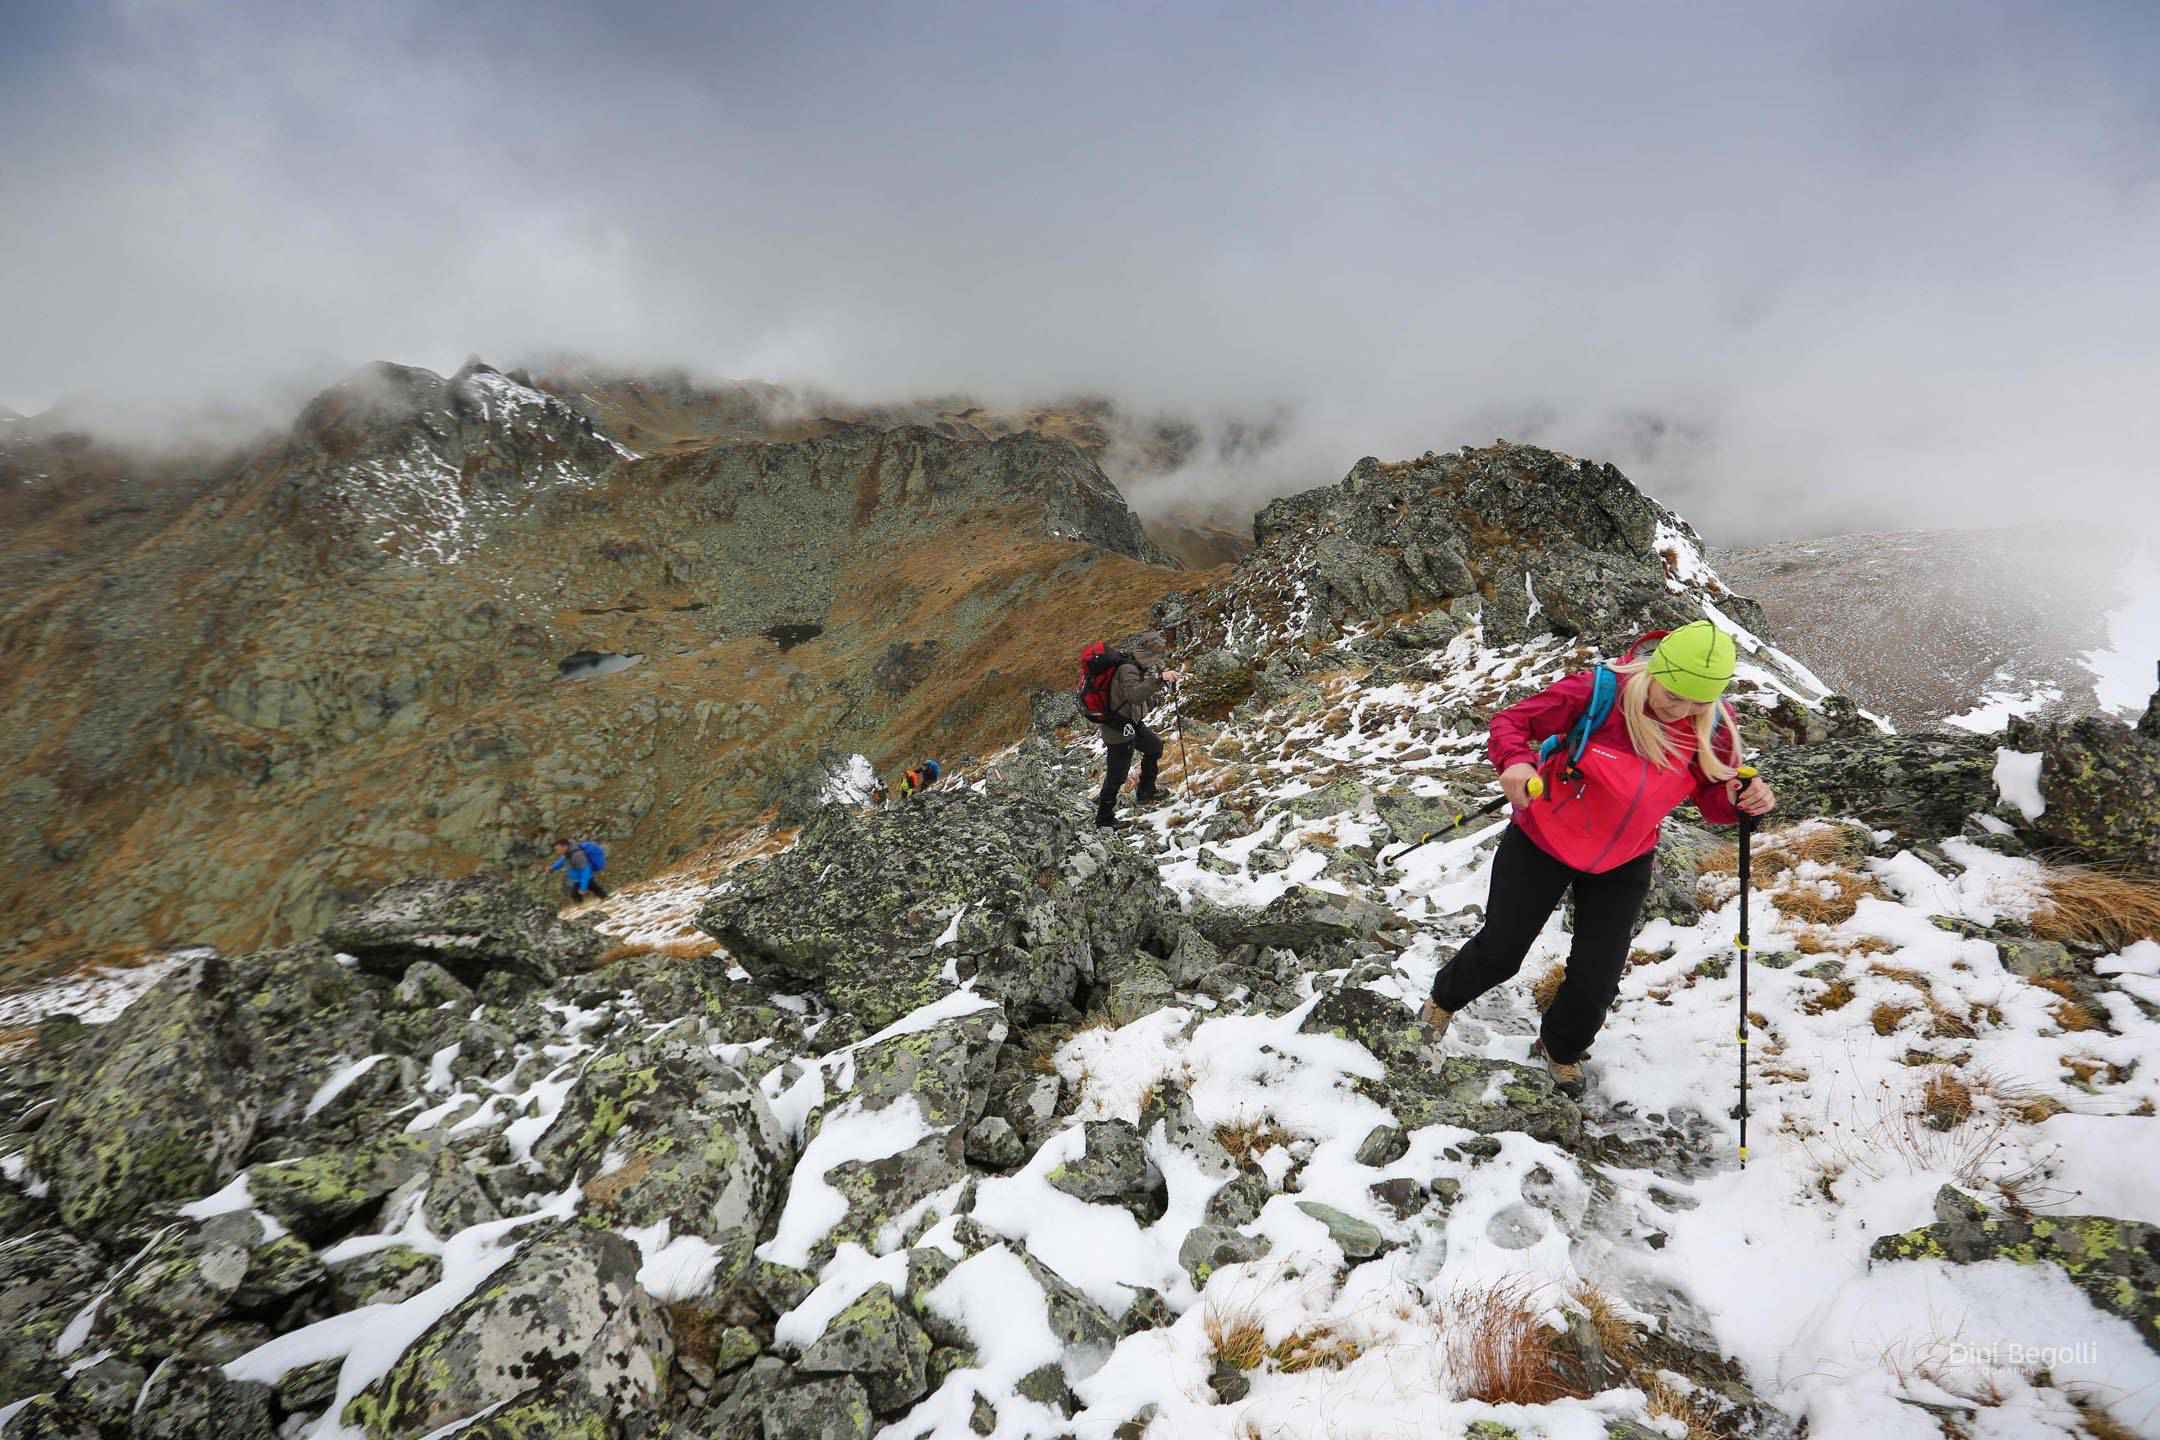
1429, 822, 1655, 1065
1097, 721, 1163, 822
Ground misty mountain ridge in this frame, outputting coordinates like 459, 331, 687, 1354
4, 387, 2157, 1436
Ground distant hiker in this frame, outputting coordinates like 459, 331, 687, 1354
547, 837, 609, 901
896, 759, 943, 800
1079, 639, 1185, 829
1423, 621, 1775, 1097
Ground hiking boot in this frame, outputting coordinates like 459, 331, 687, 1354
1133, 788, 1168, 808
1094, 815, 1128, 831
1531, 1039, 1586, 1099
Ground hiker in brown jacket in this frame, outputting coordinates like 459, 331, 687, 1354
1095, 646, 1183, 829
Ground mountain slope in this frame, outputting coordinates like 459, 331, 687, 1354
0, 363, 1193, 978
1715, 527, 2151, 734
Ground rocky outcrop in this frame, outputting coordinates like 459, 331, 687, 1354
322, 875, 606, 990
28, 953, 260, 1240
2006, 690, 2160, 865
1740, 731, 2001, 842
700, 753, 1182, 1030
1209, 443, 1767, 653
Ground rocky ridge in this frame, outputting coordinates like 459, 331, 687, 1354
6, 443, 2158, 1436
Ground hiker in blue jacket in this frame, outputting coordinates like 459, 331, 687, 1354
547, 837, 609, 900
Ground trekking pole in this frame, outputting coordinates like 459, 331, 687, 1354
1171, 679, 1188, 798
1381, 777, 1543, 865
1734, 764, 1760, 1167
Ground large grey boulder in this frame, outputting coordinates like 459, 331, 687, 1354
699, 756, 1178, 1028
2007, 695, 2160, 866
342, 1226, 672, 1436
29, 953, 260, 1240
322, 874, 605, 990
1747, 732, 1998, 843
760, 1374, 875, 1440
530, 1037, 790, 1266
779, 1001, 1007, 1267
796, 1282, 932, 1414
93, 1211, 324, 1365
1047, 1120, 1166, 1223
240, 1134, 442, 1243
1225, 884, 1407, 952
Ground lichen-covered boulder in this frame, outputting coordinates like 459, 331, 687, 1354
133, 1358, 276, 1440
0, 1228, 106, 1399
1047, 1120, 1165, 1222
93, 1211, 324, 1364
242, 1134, 441, 1243
760, 1374, 875, 1440
796, 1282, 932, 1414
2007, 698, 2160, 866
1748, 732, 1998, 843
29, 953, 260, 1240
698, 756, 1180, 1029
1298, 985, 1581, 1146
322, 874, 605, 990
1225, 885, 1406, 952
1178, 1224, 1272, 1287
325, 1242, 444, 1309
0, 1395, 100, 1439
530, 1037, 790, 1264
1870, 1185, 2160, 1354
776, 1000, 1007, 1267
343, 1226, 672, 1436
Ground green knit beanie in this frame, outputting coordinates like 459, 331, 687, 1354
1647, 621, 1738, 702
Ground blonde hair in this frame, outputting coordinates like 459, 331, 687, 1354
1608, 657, 1738, 780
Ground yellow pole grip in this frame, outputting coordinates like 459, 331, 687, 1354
1526, 777, 1544, 798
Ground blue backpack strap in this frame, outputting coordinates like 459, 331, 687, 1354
1537, 665, 1619, 770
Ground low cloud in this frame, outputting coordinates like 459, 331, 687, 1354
4, 1, 2155, 542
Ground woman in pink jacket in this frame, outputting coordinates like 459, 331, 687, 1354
1423, 621, 1776, 1097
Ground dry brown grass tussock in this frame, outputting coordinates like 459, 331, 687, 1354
1215, 1119, 1297, 1170
1442, 1277, 1588, 1405
595, 937, 722, 966
1204, 1304, 1268, 1372
1533, 963, 1567, 1013
1269, 1323, 1364, 1374
2033, 862, 2160, 950
1805, 977, 1857, 1014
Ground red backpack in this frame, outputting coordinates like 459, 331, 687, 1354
1077, 643, 1125, 723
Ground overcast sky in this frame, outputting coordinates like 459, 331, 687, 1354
3, 0, 2155, 541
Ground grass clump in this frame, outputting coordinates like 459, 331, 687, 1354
2033, 862, 2160, 949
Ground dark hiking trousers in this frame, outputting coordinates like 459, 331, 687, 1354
1097, 721, 1163, 822
1429, 821, 1655, 1064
